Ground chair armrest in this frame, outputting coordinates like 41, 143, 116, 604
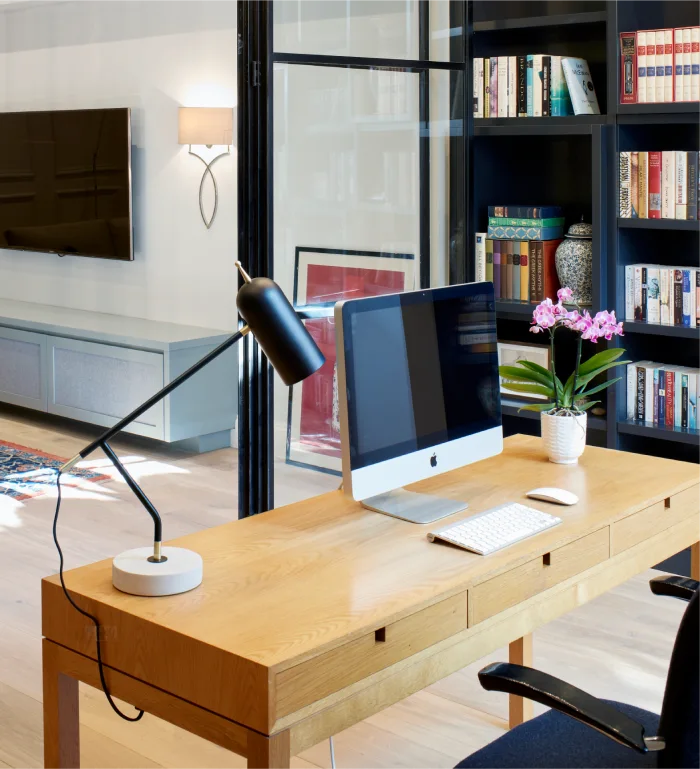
478, 663, 648, 753
649, 575, 699, 602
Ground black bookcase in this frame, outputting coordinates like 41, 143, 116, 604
465, 0, 700, 571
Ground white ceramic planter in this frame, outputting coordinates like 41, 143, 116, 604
540, 411, 587, 464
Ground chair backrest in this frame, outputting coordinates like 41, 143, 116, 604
658, 589, 699, 769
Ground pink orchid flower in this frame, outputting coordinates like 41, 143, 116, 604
557, 287, 574, 303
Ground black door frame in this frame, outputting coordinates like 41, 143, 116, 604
236, 0, 470, 516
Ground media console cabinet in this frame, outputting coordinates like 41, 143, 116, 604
0, 299, 237, 452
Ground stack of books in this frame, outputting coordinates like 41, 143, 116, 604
624, 264, 699, 327
475, 206, 564, 302
626, 361, 699, 430
473, 56, 598, 117
620, 28, 700, 104
619, 151, 699, 219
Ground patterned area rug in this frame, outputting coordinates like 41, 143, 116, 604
0, 440, 111, 500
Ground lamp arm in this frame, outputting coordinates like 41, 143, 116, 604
61, 325, 250, 473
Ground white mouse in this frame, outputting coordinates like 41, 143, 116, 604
527, 487, 579, 506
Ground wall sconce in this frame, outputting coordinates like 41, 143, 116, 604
178, 107, 233, 229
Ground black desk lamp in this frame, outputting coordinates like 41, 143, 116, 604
59, 262, 324, 596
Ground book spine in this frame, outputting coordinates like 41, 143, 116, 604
488, 206, 562, 218
542, 55, 551, 116
638, 151, 648, 218
675, 28, 684, 102
676, 149, 688, 219
675, 369, 683, 426
692, 27, 700, 101
519, 242, 529, 300
490, 58, 499, 116
660, 268, 671, 325
529, 242, 537, 301
512, 247, 521, 299
647, 266, 660, 323
526, 56, 533, 116
517, 55, 527, 116
533, 55, 543, 117
646, 30, 656, 101
473, 58, 483, 117
634, 266, 642, 321
683, 28, 692, 101
486, 225, 564, 240
535, 241, 544, 301
697, 270, 700, 325
664, 28, 674, 102
655, 30, 665, 103
505, 242, 514, 299
485, 239, 493, 283
484, 59, 490, 117
620, 32, 637, 103
637, 366, 645, 421
488, 217, 565, 227
638, 31, 648, 103
475, 233, 486, 281
625, 265, 634, 320
674, 269, 684, 325
689, 372, 698, 430
648, 151, 662, 217
619, 152, 632, 217
500, 241, 507, 295
492, 241, 501, 298
683, 269, 695, 327
497, 56, 508, 117
658, 368, 665, 425
631, 151, 639, 217
653, 369, 659, 424
688, 151, 698, 220
665, 370, 674, 426
682, 374, 689, 428
661, 150, 676, 218
508, 56, 517, 117
627, 363, 637, 419
641, 266, 648, 322
645, 366, 655, 423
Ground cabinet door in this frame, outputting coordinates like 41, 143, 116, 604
0, 326, 48, 411
47, 337, 164, 439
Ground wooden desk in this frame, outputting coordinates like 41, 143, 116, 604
42, 435, 700, 768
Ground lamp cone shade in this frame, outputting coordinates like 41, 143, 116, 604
178, 107, 233, 146
237, 278, 325, 386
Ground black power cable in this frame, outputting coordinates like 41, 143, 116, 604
52, 469, 144, 722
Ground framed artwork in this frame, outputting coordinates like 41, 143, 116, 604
286, 246, 416, 475
497, 341, 551, 401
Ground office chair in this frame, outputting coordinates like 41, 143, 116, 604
456, 575, 699, 769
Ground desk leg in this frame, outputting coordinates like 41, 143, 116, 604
691, 542, 699, 580
43, 639, 80, 768
508, 634, 534, 729
247, 730, 290, 769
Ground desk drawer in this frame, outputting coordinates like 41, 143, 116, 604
611, 486, 699, 556
274, 592, 467, 718
470, 528, 609, 625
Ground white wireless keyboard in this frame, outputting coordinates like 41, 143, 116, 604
427, 502, 562, 555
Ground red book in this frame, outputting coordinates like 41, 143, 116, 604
534, 239, 564, 301
648, 151, 662, 218
620, 32, 637, 103
665, 371, 674, 426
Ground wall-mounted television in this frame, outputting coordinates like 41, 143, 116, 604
0, 107, 133, 261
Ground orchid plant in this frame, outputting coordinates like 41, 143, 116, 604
498, 287, 630, 415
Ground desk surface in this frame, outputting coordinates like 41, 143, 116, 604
42, 435, 699, 735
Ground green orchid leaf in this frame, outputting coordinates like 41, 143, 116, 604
501, 383, 555, 397
516, 360, 554, 382
517, 402, 556, 412
577, 400, 602, 412
576, 360, 631, 390
562, 371, 576, 408
577, 348, 626, 377
577, 376, 623, 399
498, 365, 553, 388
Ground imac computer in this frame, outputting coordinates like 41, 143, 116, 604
335, 281, 503, 524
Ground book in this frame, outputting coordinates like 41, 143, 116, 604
475, 233, 486, 281
562, 57, 600, 114
542, 55, 551, 116
631, 152, 639, 218
645, 364, 655, 422
683, 28, 692, 101
485, 239, 493, 283
550, 56, 573, 116
634, 265, 642, 321
505, 241, 514, 298
674, 368, 683, 426
641, 265, 648, 322
648, 151, 662, 218
488, 216, 565, 227
508, 56, 517, 117
638, 151, 648, 218
619, 152, 632, 217
692, 27, 700, 101
653, 368, 659, 424
683, 268, 696, 327
647, 266, 660, 323
688, 151, 698, 220
498, 56, 508, 117
620, 32, 637, 103
484, 59, 491, 117
519, 242, 529, 300
534, 239, 563, 301
490, 58, 499, 116
492, 241, 501, 298
665, 369, 674, 426
638, 31, 648, 103
690, 371, 698, 430
658, 367, 665, 425
655, 30, 665, 103
512, 246, 521, 300
660, 268, 671, 325
675, 28, 684, 103
661, 151, 675, 218
532, 55, 543, 117
500, 240, 508, 295
673, 269, 684, 325
486, 225, 564, 240
646, 29, 657, 101
526, 56, 534, 116
676, 151, 688, 219
625, 265, 634, 320
488, 206, 563, 218
682, 373, 689, 428
474, 59, 484, 117
529, 241, 538, 302
517, 55, 527, 117
664, 28, 674, 102
626, 363, 637, 419
636, 364, 646, 421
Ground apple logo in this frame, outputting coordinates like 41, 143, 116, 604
430, 453, 438, 468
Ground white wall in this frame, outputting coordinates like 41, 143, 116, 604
0, 1, 238, 330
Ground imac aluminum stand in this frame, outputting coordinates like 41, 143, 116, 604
361, 488, 468, 524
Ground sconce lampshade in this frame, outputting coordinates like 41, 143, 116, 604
178, 107, 233, 146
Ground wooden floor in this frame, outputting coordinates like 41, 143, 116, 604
0, 404, 686, 769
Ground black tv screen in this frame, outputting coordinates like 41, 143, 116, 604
0, 107, 132, 260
